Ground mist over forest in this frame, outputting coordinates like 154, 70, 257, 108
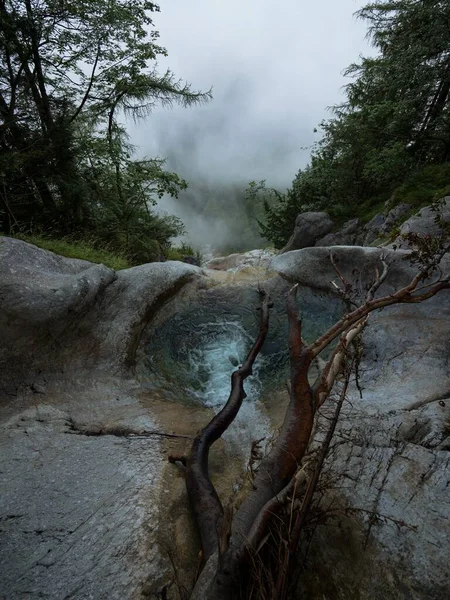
2, 0, 449, 263
127, 0, 370, 253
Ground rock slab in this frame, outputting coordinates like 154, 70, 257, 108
272, 246, 450, 599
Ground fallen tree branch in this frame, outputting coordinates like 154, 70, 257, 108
175, 250, 450, 600
313, 318, 366, 408
205, 285, 317, 598
310, 265, 449, 358
184, 290, 271, 561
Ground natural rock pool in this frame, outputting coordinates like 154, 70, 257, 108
1, 238, 449, 600
136, 279, 344, 454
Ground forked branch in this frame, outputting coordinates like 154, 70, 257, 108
173, 250, 449, 600
310, 262, 449, 358
184, 290, 271, 560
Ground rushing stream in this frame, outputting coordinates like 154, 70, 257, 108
184, 319, 271, 448
137, 277, 343, 456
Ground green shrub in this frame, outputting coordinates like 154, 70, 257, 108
166, 242, 202, 264
390, 163, 450, 209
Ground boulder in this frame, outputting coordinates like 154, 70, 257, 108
0, 236, 201, 384
281, 211, 334, 253
363, 213, 386, 245
0, 237, 204, 599
381, 202, 411, 234
2, 237, 450, 599
273, 245, 414, 296
315, 217, 362, 246
283, 199, 444, 253
396, 196, 450, 245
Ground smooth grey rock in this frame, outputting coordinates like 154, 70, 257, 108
397, 197, 450, 243
364, 213, 386, 245
2, 237, 450, 599
381, 202, 411, 234
341, 217, 361, 236
0, 386, 166, 600
0, 239, 204, 598
272, 245, 450, 599
0, 237, 201, 384
315, 231, 345, 246
272, 245, 417, 296
281, 211, 334, 253
315, 218, 362, 246
284, 199, 445, 252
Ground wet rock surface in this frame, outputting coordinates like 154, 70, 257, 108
1, 237, 449, 599
273, 247, 450, 599
0, 237, 202, 599
0, 395, 164, 599
0, 236, 201, 385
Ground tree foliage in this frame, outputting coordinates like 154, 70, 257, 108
0, 0, 211, 262
260, 0, 450, 248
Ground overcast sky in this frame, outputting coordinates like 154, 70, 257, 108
129, 0, 371, 190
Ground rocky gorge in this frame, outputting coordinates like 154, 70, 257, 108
1, 200, 449, 599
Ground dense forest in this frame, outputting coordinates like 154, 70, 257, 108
1, 1, 450, 261
0, 0, 211, 265
259, 0, 450, 248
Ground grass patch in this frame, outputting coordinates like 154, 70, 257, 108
165, 242, 202, 263
3, 233, 131, 270
389, 162, 450, 210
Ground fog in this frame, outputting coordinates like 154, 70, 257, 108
128, 0, 371, 251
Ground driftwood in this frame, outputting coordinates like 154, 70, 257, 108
170, 248, 450, 600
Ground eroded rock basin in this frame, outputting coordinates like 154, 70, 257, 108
1, 239, 449, 599
136, 277, 343, 456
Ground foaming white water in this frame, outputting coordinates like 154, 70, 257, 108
186, 320, 271, 456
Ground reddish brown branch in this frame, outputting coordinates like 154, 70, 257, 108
184, 291, 271, 560
272, 373, 351, 600
219, 286, 315, 555
246, 469, 307, 553
187, 253, 449, 599
287, 284, 302, 363
290, 369, 350, 554
310, 275, 449, 359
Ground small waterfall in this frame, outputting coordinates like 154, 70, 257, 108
185, 320, 271, 453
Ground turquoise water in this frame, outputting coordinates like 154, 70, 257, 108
183, 319, 271, 449
137, 282, 343, 452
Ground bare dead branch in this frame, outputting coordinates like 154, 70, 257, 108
313, 318, 366, 408
329, 251, 356, 308
182, 251, 450, 600
309, 272, 450, 359
365, 257, 389, 302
